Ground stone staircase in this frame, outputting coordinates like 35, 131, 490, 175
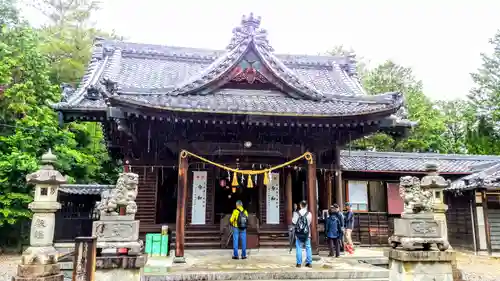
258, 229, 289, 248
171, 225, 221, 249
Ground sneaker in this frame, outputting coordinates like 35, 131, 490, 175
296, 264, 301, 268
305, 263, 312, 268
241, 256, 247, 260
232, 256, 239, 260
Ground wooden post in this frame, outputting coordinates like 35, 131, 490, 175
481, 190, 492, 254
333, 147, 343, 209
326, 171, 333, 208
285, 170, 293, 226
306, 152, 319, 254
72, 237, 96, 281
174, 150, 188, 263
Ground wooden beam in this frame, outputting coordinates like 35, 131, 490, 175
285, 170, 293, 226
481, 190, 493, 254
174, 150, 188, 263
306, 152, 319, 255
334, 147, 343, 209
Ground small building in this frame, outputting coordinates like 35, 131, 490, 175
447, 162, 500, 253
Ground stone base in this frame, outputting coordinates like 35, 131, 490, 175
12, 273, 64, 281
96, 241, 143, 255
21, 247, 59, 264
95, 269, 140, 281
385, 249, 456, 281
92, 220, 140, 242
95, 255, 147, 269
17, 264, 61, 278
172, 256, 186, 264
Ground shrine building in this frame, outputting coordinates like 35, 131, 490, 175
53, 13, 419, 259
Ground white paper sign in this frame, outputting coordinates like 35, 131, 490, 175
348, 180, 368, 211
266, 173, 280, 224
191, 171, 207, 225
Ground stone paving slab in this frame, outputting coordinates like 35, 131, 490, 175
142, 249, 389, 281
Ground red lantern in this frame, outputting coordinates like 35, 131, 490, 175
220, 178, 226, 187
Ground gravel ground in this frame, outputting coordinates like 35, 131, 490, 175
1, 251, 500, 281
0, 254, 19, 281
456, 252, 500, 281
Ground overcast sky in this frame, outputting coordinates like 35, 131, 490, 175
20, 0, 500, 101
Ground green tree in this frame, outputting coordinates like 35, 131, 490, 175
0, 7, 103, 226
30, 0, 121, 183
465, 30, 500, 155
351, 61, 448, 152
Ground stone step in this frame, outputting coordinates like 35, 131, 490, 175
142, 268, 389, 281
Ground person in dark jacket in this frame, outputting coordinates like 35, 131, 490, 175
332, 204, 345, 254
325, 208, 342, 257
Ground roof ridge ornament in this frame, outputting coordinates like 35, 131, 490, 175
227, 13, 274, 52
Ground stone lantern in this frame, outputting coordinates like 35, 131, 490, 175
420, 162, 451, 242
13, 149, 67, 281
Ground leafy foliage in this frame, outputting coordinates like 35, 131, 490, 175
465, 30, 500, 155
0, 0, 119, 227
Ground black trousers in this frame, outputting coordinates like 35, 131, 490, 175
327, 237, 340, 257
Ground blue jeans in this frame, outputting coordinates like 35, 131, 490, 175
232, 227, 247, 257
295, 237, 312, 265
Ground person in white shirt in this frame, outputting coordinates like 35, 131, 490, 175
292, 200, 313, 268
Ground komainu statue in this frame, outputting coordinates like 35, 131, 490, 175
399, 176, 433, 214
97, 172, 139, 217
389, 174, 450, 251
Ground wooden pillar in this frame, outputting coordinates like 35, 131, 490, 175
326, 172, 333, 208
333, 147, 343, 209
174, 151, 188, 263
306, 152, 319, 254
481, 190, 492, 254
285, 170, 293, 226
73, 237, 96, 281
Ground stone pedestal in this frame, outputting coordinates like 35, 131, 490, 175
92, 217, 142, 254
94, 256, 146, 281
389, 213, 450, 251
385, 249, 456, 281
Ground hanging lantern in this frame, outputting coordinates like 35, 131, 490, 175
247, 175, 253, 188
231, 187, 236, 193
263, 172, 269, 185
231, 171, 239, 186
219, 178, 226, 187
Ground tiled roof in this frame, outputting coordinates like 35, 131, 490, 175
53, 13, 406, 120
340, 150, 500, 173
448, 162, 500, 191
59, 184, 114, 195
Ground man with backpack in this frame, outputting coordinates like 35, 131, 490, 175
292, 200, 313, 268
229, 200, 248, 259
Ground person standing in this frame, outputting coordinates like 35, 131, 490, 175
344, 202, 355, 254
229, 200, 248, 259
292, 200, 313, 268
332, 204, 345, 254
325, 208, 342, 257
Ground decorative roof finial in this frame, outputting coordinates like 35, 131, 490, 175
41, 148, 57, 165
227, 13, 273, 52
241, 13, 261, 32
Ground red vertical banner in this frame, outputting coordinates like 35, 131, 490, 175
387, 183, 404, 215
